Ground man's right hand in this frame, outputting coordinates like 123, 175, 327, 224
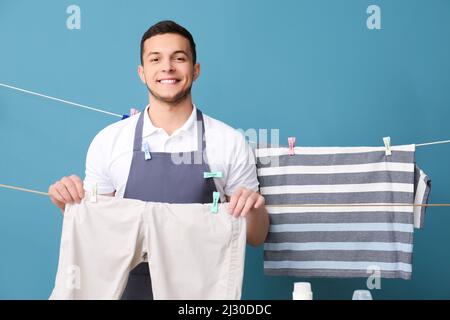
48, 175, 85, 214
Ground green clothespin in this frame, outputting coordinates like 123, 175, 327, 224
203, 171, 223, 179
211, 191, 220, 213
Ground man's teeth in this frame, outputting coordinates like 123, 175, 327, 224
160, 79, 177, 84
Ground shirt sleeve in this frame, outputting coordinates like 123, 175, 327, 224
224, 132, 260, 197
413, 164, 432, 229
83, 128, 115, 195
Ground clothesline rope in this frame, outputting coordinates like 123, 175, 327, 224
249, 139, 450, 148
416, 140, 450, 147
0, 183, 49, 196
265, 203, 449, 207
0, 183, 449, 207
0, 83, 122, 118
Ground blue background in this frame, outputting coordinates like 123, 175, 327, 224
1, 0, 449, 299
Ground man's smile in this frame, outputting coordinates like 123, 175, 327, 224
157, 78, 181, 85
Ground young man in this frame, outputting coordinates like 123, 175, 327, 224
48, 20, 269, 300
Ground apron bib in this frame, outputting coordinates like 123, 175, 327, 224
121, 107, 218, 300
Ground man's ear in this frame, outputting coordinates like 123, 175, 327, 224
137, 65, 146, 84
193, 63, 201, 81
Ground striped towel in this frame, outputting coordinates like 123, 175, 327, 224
256, 144, 431, 279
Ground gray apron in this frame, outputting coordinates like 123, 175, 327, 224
120, 107, 218, 300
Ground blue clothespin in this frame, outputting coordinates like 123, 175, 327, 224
143, 141, 152, 160
211, 192, 220, 213
122, 108, 139, 120
203, 171, 223, 179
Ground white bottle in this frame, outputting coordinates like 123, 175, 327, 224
292, 282, 313, 300
352, 290, 373, 300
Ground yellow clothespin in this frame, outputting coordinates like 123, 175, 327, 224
383, 136, 392, 156
91, 183, 97, 203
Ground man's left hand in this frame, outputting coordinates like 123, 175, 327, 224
227, 187, 265, 218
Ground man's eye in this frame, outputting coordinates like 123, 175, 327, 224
175, 57, 186, 61
150, 58, 159, 62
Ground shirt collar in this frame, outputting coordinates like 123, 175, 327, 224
142, 104, 197, 138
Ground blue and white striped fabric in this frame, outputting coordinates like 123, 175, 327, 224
256, 144, 431, 279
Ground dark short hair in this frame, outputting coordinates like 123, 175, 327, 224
140, 20, 197, 65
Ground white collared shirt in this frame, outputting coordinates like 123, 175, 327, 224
83, 105, 259, 199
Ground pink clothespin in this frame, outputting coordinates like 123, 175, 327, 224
288, 137, 296, 156
130, 108, 139, 116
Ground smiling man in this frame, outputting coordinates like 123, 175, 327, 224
48, 20, 269, 300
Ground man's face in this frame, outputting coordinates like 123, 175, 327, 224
138, 33, 199, 105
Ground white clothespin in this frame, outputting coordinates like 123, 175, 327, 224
288, 137, 296, 156
91, 183, 97, 203
383, 136, 392, 156
143, 141, 152, 160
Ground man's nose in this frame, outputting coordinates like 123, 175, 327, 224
161, 58, 175, 72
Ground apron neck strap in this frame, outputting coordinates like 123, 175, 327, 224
133, 107, 206, 152
196, 108, 206, 153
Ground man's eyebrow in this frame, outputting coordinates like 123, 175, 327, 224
146, 50, 189, 57
172, 50, 189, 56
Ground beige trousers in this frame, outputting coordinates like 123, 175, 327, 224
50, 194, 246, 300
